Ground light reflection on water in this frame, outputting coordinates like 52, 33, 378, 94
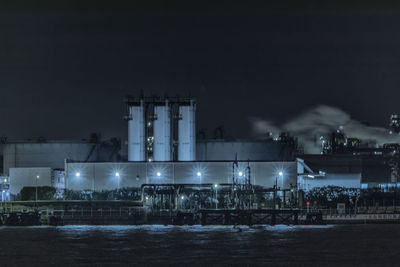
0, 224, 397, 266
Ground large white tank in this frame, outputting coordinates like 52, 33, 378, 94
178, 100, 196, 161
128, 100, 145, 161
153, 101, 171, 161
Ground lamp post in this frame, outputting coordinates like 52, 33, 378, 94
277, 171, 283, 188
115, 172, 120, 190
214, 184, 218, 209
35, 175, 39, 204
274, 171, 283, 210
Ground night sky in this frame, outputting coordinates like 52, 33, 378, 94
1, 1, 400, 142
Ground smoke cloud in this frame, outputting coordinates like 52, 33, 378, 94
250, 105, 400, 154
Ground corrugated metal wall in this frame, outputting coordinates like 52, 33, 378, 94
65, 161, 298, 191
3, 143, 96, 175
196, 141, 294, 161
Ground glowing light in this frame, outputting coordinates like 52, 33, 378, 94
238, 171, 243, 177
75, 172, 80, 177
36, 175, 40, 179
156, 172, 161, 177
279, 171, 283, 177
3, 178, 7, 183
214, 184, 218, 188
115, 172, 120, 177
145, 196, 149, 200
2, 190, 4, 193
181, 196, 184, 200
196, 171, 202, 177
306, 201, 310, 206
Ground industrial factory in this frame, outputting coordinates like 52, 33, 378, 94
0, 95, 399, 202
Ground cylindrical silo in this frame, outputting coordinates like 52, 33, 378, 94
153, 100, 171, 161
178, 100, 196, 161
128, 100, 145, 161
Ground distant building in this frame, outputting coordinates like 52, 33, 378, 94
300, 154, 400, 190
1, 139, 121, 176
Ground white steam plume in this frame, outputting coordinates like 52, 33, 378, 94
250, 105, 399, 154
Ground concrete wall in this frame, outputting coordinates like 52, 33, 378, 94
65, 161, 298, 191
9, 167, 52, 195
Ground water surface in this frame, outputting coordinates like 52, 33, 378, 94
0, 224, 397, 266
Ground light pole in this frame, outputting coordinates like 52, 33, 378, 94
35, 175, 39, 204
181, 195, 185, 210
274, 171, 283, 210
214, 184, 218, 209
278, 171, 283, 188
115, 172, 120, 190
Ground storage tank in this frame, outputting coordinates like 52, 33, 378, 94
153, 100, 171, 161
178, 100, 196, 161
128, 100, 145, 161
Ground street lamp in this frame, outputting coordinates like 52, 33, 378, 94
196, 171, 202, 177
115, 172, 120, 190
276, 171, 283, 188
214, 184, 218, 209
274, 171, 284, 210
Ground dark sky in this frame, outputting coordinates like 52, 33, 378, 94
1, 1, 400, 142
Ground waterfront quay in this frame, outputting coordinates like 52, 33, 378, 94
0, 200, 399, 226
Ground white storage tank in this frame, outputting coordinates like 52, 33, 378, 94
178, 100, 196, 161
153, 100, 171, 161
128, 100, 145, 161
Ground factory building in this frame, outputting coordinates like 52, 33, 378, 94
4, 95, 313, 199
2, 138, 120, 176
196, 139, 295, 161
63, 160, 301, 192
3, 141, 96, 176
299, 154, 400, 190
9, 94, 399, 199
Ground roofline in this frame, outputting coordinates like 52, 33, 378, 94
66, 159, 298, 164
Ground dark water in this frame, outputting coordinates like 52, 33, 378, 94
0, 224, 398, 266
